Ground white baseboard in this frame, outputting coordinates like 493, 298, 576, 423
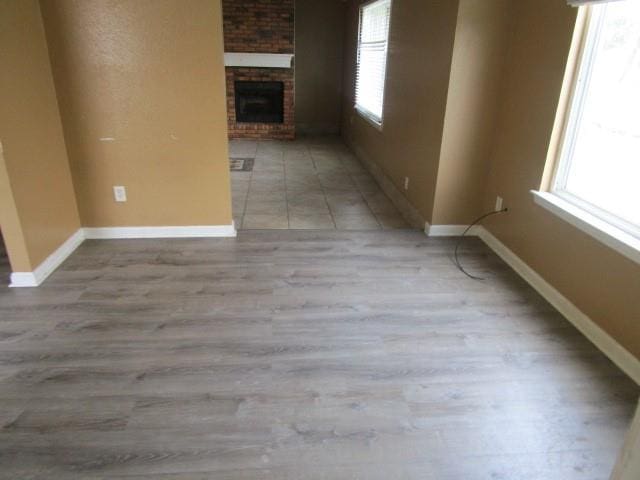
8, 272, 39, 288
83, 223, 237, 239
10, 229, 85, 288
425, 223, 481, 237
8, 223, 237, 287
477, 226, 640, 385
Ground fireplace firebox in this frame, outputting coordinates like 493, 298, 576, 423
234, 81, 284, 124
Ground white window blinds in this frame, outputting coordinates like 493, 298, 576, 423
355, 0, 392, 125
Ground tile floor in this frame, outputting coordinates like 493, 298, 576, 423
230, 136, 411, 230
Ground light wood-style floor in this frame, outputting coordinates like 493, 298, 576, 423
0, 230, 637, 479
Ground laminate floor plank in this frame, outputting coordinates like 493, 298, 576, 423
0, 230, 637, 479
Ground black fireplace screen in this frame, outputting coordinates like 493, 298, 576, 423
234, 81, 284, 124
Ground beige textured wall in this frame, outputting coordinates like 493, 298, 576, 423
341, 0, 459, 222
483, 0, 640, 359
295, 0, 346, 135
432, 0, 512, 225
0, 0, 81, 272
0, 150, 31, 272
40, 0, 232, 228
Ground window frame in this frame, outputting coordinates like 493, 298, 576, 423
354, 0, 393, 130
551, 4, 640, 241
533, 3, 640, 265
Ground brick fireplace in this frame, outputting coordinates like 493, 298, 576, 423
222, 0, 295, 140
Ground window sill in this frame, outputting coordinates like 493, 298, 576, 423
355, 106, 383, 132
531, 190, 640, 265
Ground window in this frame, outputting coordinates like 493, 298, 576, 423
550, 0, 640, 241
355, 0, 392, 127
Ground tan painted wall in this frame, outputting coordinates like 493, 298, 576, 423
432, 0, 512, 225
341, 0, 459, 222
0, 0, 81, 272
0, 150, 31, 272
295, 0, 346, 135
40, 0, 232, 228
483, 0, 640, 359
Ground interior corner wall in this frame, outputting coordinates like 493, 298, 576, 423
295, 0, 346, 135
0, 149, 31, 272
482, 0, 640, 359
431, 0, 513, 226
0, 0, 81, 273
39, 0, 233, 228
341, 0, 459, 223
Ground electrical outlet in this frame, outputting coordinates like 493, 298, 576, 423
495, 196, 504, 211
113, 186, 127, 202
404, 177, 410, 191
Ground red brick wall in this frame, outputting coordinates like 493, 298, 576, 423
222, 0, 295, 140
222, 0, 294, 54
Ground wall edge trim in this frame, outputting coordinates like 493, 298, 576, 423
425, 223, 481, 236
9, 228, 85, 288
83, 224, 237, 239
476, 226, 640, 385
8, 272, 39, 288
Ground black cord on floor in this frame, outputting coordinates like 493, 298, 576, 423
454, 208, 508, 280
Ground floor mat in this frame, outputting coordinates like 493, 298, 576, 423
229, 157, 255, 172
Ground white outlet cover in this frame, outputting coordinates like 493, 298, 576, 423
113, 186, 127, 202
495, 196, 503, 211
404, 177, 409, 190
